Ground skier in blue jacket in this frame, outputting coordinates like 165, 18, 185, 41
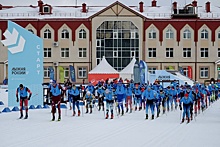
180, 93, 193, 123
143, 86, 157, 120
68, 84, 81, 116
157, 88, 166, 117
104, 89, 114, 119
83, 91, 95, 114
114, 82, 126, 115
96, 84, 105, 111
134, 84, 142, 111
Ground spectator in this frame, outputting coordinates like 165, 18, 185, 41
3, 77, 8, 85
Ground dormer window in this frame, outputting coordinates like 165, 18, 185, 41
43, 6, 50, 13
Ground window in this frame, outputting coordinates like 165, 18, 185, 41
64, 67, 69, 78
113, 31, 118, 39
96, 40, 101, 47
44, 29, 51, 39
200, 48, 208, 58
131, 51, 135, 57
44, 67, 50, 78
218, 31, 220, 39
79, 29, 86, 39
166, 29, 174, 39
183, 67, 188, 77
183, 29, 191, 39
200, 67, 209, 78
44, 48, 51, 58
28, 29, 34, 34
131, 31, 136, 39
78, 48, 87, 58
78, 67, 87, 78
96, 58, 101, 65
148, 67, 157, 74
61, 29, 69, 39
149, 29, 156, 39
201, 29, 208, 39
61, 48, 69, 58
43, 6, 50, 13
96, 21, 139, 70
148, 48, 156, 58
218, 48, 220, 57
183, 48, 191, 58
113, 51, 118, 57
166, 48, 174, 58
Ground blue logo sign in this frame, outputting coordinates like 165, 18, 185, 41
1, 21, 43, 107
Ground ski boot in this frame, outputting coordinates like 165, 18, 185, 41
191, 115, 193, 120
24, 113, 28, 119
126, 108, 129, 113
157, 109, 160, 117
86, 109, 88, 114
73, 111, 76, 116
130, 109, 132, 113
121, 110, 124, 116
19, 113, 23, 119
52, 114, 55, 121
139, 107, 142, 111
135, 107, 137, 111
78, 110, 81, 116
58, 115, 61, 121
181, 118, 184, 124
187, 118, 190, 123
152, 115, 154, 120
90, 109, 92, 114
175, 105, 177, 110
111, 114, 114, 119
105, 113, 109, 119
145, 114, 148, 120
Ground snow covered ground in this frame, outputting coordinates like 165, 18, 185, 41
0, 99, 220, 147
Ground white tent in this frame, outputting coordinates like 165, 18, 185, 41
119, 57, 136, 80
88, 56, 119, 84
89, 56, 118, 74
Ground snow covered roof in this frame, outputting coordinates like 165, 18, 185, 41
0, 0, 219, 19
0, 0, 220, 19
89, 56, 119, 74
120, 57, 136, 74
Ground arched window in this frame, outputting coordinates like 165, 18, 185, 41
201, 29, 208, 39
44, 29, 51, 39
149, 29, 156, 39
166, 29, 174, 39
183, 29, 191, 39
79, 29, 86, 39
61, 29, 69, 39
28, 29, 34, 34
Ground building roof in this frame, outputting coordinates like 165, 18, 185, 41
89, 56, 119, 74
0, 0, 219, 19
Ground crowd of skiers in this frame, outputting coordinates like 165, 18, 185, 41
45, 78, 220, 123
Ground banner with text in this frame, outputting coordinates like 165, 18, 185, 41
1, 21, 43, 107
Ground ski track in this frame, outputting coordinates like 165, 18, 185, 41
0, 101, 220, 147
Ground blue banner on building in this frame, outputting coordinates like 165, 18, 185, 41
49, 66, 54, 80
139, 60, 145, 85
143, 61, 148, 84
1, 21, 43, 107
133, 60, 140, 84
69, 65, 76, 82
